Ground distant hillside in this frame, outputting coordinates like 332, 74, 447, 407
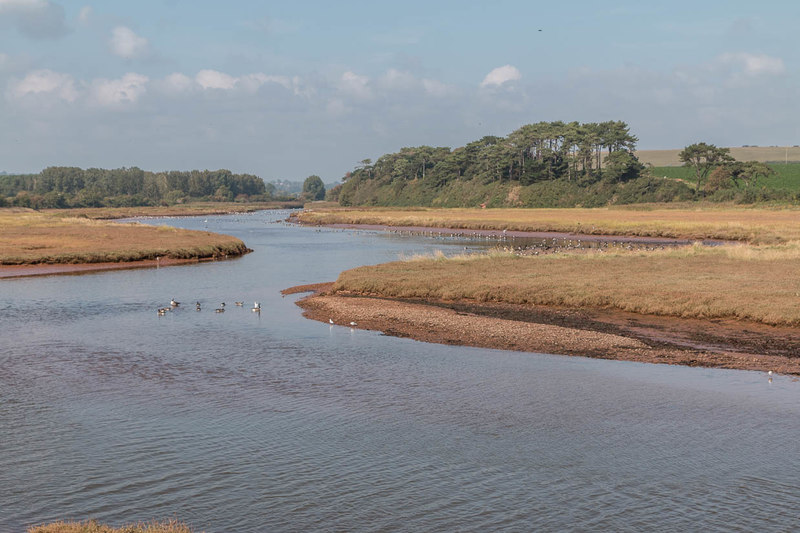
637, 146, 800, 167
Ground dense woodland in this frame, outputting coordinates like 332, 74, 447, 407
2, 121, 793, 210
0, 167, 277, 208
329, 121, 792, 207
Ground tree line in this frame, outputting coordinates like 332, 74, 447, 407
330, 121, 652, 206
0, 167, 278, 208
328, 122, 793, 207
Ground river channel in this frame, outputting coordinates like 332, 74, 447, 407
1, 210, 798, 532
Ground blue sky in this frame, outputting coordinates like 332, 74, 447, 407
1, 0, 798, 180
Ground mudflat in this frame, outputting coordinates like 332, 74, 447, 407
290, 284, 800, 375
0, 256, 239, 279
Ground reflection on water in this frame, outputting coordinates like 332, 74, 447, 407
1, 210, 799, 532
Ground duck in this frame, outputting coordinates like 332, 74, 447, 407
215, 307, 225, 313
170, 299, 180, 307
235, 301, 244, 307
252, 301, 261, 312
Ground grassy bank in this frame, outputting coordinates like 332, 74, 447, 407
330, 243, 800, 327
297, 205, 800, 244
28, 519, 195, 533
0, 208, 248, 265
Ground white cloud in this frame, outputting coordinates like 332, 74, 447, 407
480, 65, 521, 88
196, 69, 237, 90
719, 52, 785, 76
379, 68, 417, 91
338, 71, 372, 99
0, 0, 67, 39
159, 72, 193, 94
77, 5, 91, 25
91, 73, 148, 106
422, 78, 450, 97
239, 72, 297, 93
110, 26, 149, 59
8, 68, 78, 101
160, 69, 306, 96
375, 69, 451, 98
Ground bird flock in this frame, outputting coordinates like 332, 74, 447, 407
158, 298, 261, 315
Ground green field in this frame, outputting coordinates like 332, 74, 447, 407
650, 162, 800, 191
637, 146, 800, 167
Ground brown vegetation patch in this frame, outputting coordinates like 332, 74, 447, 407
0, 208, 249, 266
296, 205, 800, 244
332, 247, 800, 327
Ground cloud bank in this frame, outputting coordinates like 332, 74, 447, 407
1, 49, 796, 180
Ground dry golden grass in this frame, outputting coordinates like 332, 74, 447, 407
0, 208, 247, 264
297, 205, 800, 244
636, 146, 800, 166
332, 242, 800, 327
54, 201, 300, 220
28, 519, 196, 533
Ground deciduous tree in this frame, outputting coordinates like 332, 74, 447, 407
302, 175, 326, 201
678, 143, 734, 195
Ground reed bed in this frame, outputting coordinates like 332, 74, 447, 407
332, 243, 800, 327
298, 205, 800, 244
0, 208, 247, 264
28, 519, 196, 533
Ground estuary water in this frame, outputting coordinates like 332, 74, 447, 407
1, 210, 799, 532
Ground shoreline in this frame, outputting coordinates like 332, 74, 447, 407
0, 255, 243, 279
291, 218, 729, 245
56, 202, 302, 221
287, 283, 800, 375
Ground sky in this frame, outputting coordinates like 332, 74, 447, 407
1, 0, 798, 181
